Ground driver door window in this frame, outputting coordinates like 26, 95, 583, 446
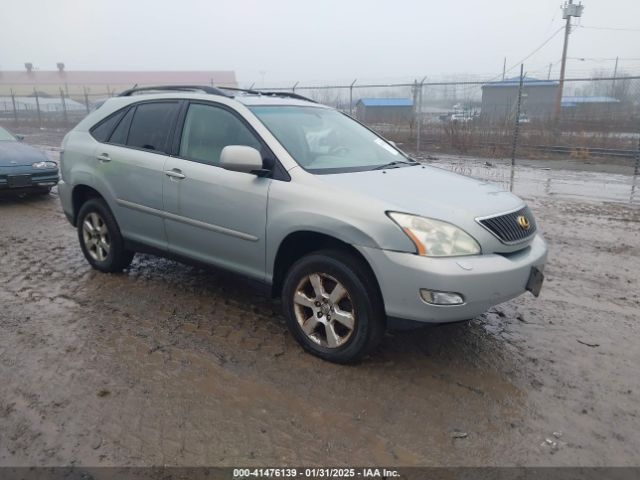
179, 104, 261, 165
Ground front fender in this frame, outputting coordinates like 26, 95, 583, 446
265, 178, 416, 279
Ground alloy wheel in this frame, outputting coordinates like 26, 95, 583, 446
293, 273, 356, 348
82, 212, 111, 262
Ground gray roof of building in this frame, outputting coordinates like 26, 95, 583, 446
356, 98, 413, 107
482, 77, 559, 88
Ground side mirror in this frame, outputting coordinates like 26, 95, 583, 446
220, 145, 266, 176
15, 134, 25, 142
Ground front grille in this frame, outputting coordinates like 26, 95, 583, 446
478, 206, 537, 244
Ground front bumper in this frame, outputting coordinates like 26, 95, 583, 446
0, 165, 60, 192
358, 234, 548, 324
0, 170, 59, 193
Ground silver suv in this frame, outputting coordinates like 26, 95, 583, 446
58, 85, 547, 363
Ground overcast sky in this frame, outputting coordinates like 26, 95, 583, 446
1, 0, 639, 85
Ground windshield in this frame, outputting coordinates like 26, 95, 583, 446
250, 105, 411, 173
0, 127, 16, 142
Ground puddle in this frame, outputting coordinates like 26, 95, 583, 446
420, 155, 640, 206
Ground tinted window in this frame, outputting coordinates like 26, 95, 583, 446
126, 102, 180, 153
108, 107, 135, 145
179, 104, 261, 165
90, 110, 125, 142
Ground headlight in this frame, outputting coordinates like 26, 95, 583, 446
388, 212, 481, 257
32, 161, 57, 169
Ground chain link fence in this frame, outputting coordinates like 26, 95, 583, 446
1, 73, 639, 170
0, 88, 114, 128
262, 74, 640, 162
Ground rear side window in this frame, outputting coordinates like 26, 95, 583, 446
90, 110, 125, 142
108, 107, 135, 146
126, 102, 180, 153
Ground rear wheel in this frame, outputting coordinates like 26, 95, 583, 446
281, 249, 385, 363
77, 198, 134, 272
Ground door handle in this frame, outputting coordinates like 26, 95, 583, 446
96, 153, 111, 163
164, 168, 186, 179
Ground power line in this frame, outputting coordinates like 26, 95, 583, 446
568, 56, 640, 61
578, 25, 640, 32
502, 26, 566, 78
459, 25, 565, 95
452, 26, 565, 99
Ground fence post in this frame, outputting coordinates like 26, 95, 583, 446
635, 130, 640, 177
83, 87, 90, 113
416, 76, 426, 153
631, 129, 640, 203
33, 88, 42, 128
60, 88, 68, 126
510, 64, 525, 191
411, 80, 418, 138
10, 89, 18, 125
349, 79, 357, 116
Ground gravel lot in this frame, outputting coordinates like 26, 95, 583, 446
0, 131, 639, 466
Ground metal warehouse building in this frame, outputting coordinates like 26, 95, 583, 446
481, 77, 559, 121
355, 98, 413, 124
0, 66, 237, 97
561, 96, 621, 118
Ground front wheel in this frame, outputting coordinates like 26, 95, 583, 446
281, 250, 385, 363
77, 198, 134, 272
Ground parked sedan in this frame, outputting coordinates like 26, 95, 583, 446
0, 126, 59, 195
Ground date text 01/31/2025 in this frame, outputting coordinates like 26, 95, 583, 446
233, 467, 400, 478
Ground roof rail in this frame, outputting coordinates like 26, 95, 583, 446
118, 85, 232, 97
259, 91, 317, 103
117, 84, 317, 104
220, 87, 317, 103
219, 86, 261, 95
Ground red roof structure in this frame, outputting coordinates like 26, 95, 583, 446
0, 70, 237, 95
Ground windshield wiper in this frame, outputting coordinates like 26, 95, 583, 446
372, 159, 419, 170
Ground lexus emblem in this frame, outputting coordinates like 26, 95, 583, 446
517, 215, 530, 230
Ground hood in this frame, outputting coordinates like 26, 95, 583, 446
321, 164, 529, 253
323, 164, 523, 219
0, 141, 49, 167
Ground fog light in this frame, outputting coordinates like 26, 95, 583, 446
420, 289, 464, 305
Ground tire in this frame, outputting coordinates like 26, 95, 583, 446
77, 198, 134, 272
281, 249, 385, 363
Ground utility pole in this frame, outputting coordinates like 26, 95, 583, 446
547, 63, 553, 80
554, 0, 584, 121
502, 57, 507, 81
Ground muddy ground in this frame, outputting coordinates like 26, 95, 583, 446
0, 130, 639, 467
